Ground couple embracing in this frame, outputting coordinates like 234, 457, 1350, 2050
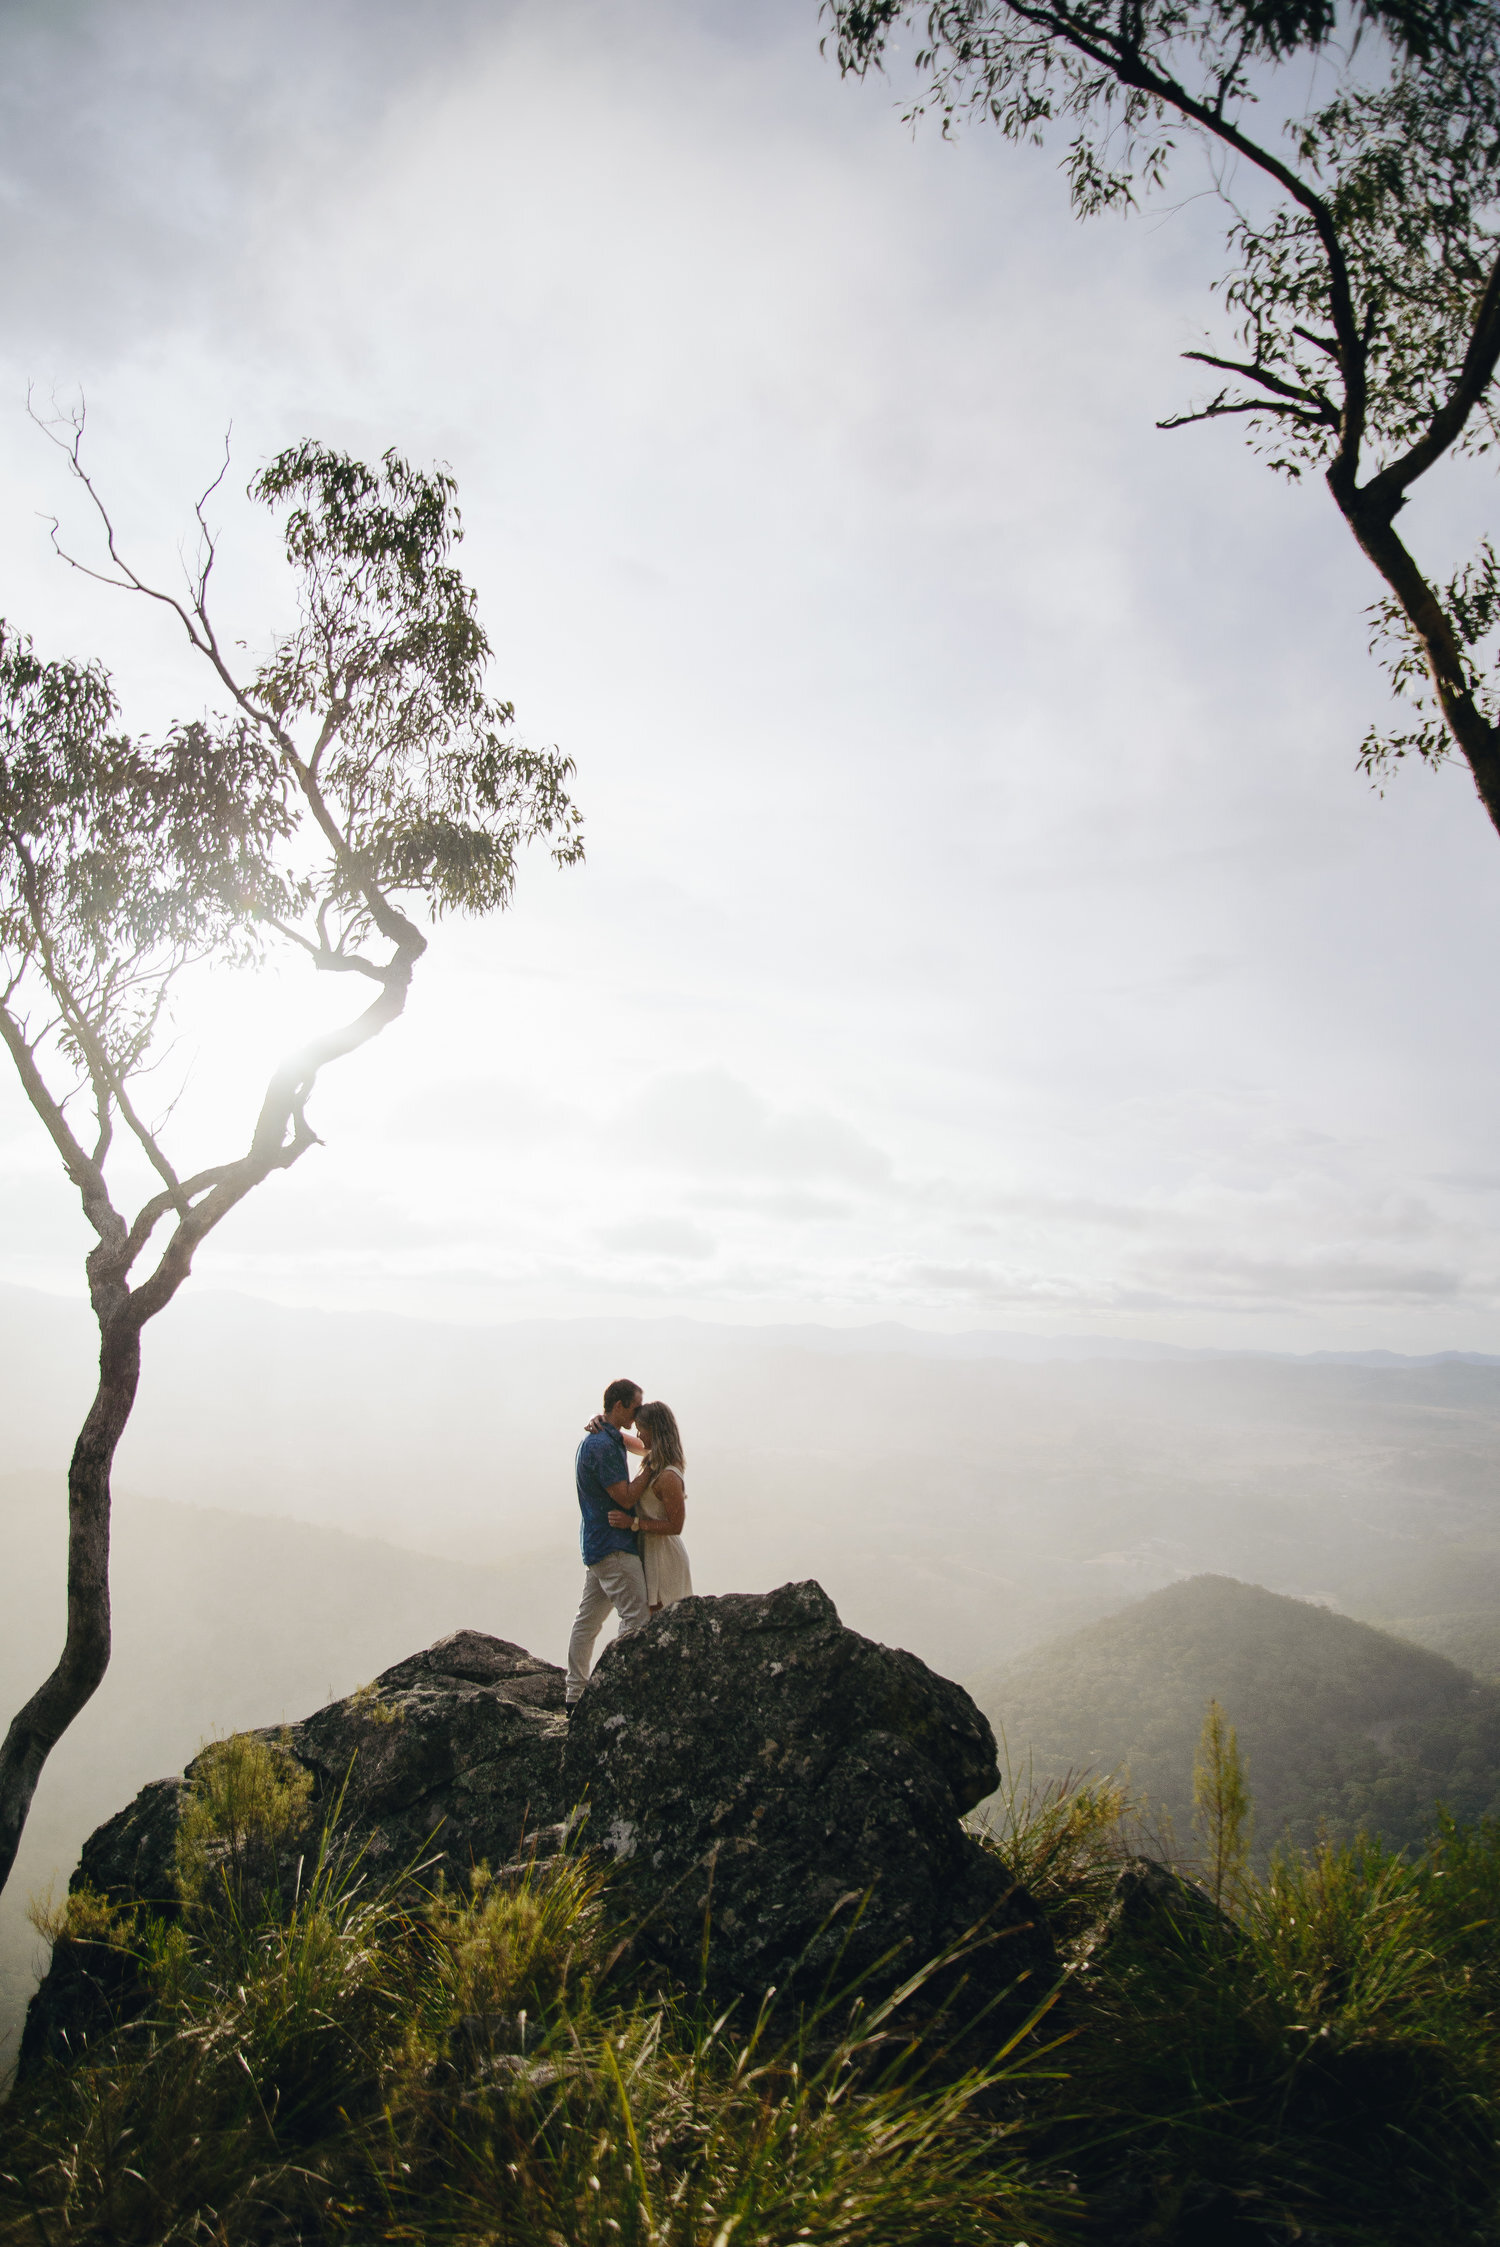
567, 1376, 693, 1709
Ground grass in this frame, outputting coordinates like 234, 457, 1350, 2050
6, 1727, 1500, 2244
0, 1738, 1057, 2246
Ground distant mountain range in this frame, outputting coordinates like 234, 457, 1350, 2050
3, 1280, 1496, 1385
6, 1279, 1500, 1680
972, 1575, 1500, 1858
771, 1326, 1500, 1368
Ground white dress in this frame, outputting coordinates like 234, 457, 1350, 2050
639, 1472, 693, 1607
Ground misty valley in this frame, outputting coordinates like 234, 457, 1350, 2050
7, 1284, 1500, 2061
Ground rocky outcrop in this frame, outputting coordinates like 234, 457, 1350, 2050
20, 1630, 569, 2072
289, 1629, 568, 1875
58, 1629, 569, 1922
24, 1590, 1051, 2068
565, 1580, 1052, 2024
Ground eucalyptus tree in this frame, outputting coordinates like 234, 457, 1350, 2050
829, 0, 1500, 837
0, 436, 582, 1898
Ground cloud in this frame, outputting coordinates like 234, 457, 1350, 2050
385, 1076, 577, 1148
615, 1071, 892, 1189
685, 1185, 857, 1221
3, 0, 1500, 1357
1147, 1250, 1476, 1307
902, 1178, 1158, 1232
896, 1246, 1492, 1317
598, 1217, 718, 1260
903, 1261, 1119, 1306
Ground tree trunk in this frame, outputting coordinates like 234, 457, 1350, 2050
1335, 495, 1500, 840
0, 1308, 141, 1899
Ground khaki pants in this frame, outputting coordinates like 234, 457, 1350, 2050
567, 1552, 649, 1703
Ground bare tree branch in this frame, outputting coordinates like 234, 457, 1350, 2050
1180, 349, 1336, 417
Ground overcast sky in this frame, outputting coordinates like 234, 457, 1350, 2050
1, 0, 1497, 1352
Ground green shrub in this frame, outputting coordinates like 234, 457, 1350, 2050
977, 1753, 1129, 1952
993, 1721, 1500, 2244
173, 1730, 315, 1910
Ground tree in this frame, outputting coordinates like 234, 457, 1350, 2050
1193, 1697, 1254, 1910
0, 431, 583, 1900
828, 0, 1500, 838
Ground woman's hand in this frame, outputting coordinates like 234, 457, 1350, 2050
607, 1508, 636, 1529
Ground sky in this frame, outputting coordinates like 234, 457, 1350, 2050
1, 0, 1498, 1352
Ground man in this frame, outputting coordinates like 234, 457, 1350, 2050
567, 1376, 651, 1709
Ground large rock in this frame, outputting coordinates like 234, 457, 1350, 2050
78, 1628, 567, 1912
24, 1590, 1052, 2068
20, 1630, 568, 2071
288, 1629, 568, 1877
564, 1581, 1053, 2025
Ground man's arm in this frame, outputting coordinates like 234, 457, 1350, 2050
604, 1466, 654, 1508
609, 1468, 685, 1535
586, 1415, 646, 1455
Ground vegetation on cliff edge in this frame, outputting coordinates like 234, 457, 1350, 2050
6, 1726, 1500, 2243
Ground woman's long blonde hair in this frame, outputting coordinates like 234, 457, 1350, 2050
635, 1399, 684, 1477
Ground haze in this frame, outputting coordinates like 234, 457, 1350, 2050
4, 0, 1500, 2064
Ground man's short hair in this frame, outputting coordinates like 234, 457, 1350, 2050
602, 1377, 642, 1414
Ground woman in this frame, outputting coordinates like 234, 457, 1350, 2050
610, 1398, 692, 1612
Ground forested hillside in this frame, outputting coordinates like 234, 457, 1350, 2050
973, 1575, 1500, 1855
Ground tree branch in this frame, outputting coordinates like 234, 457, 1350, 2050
122, 1166, 229, 1271
1180, 349, 1334, 417
0, 1000, 121, 1246
126, 936, 420, 1327
23, 918, 187, 1209
39, 415, 433, 985
1358, 242, 1500, 520
1290, 325, 1342, 364
1159, 394, 1332, 431
1002, 0, 1365, 384
34, 405, 223, 667
1340, 511, 1500, 838
262, 915, 391, 981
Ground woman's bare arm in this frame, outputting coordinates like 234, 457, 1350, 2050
642, 1469, 686, 1535
586, 1415, 645, 1455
